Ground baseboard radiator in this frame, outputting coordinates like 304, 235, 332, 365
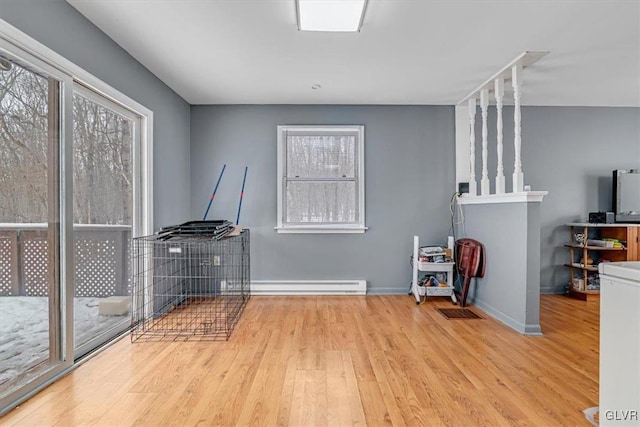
250, 280, 366, 295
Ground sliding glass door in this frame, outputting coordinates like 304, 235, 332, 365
72, 87, 140, 357
0, 54, 65, 399
1, 23, 151, 413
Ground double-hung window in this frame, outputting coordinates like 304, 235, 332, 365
276, 125, 366, 233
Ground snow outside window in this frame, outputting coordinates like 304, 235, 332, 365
276, 126, 366, 234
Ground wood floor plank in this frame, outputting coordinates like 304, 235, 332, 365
340, 351, 367, 426
92, 392, 158, 427
179, 348, 247, 426
1, 295, 599, 426
287, 369, 307, 426
275, 354, 299, 426
325, 351, 352, 425
235, 330, 290, 426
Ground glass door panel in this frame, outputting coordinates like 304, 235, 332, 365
72, 88, 137, 356
0, 57, 61, 395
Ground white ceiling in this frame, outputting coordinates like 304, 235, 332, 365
67, 0, 640, 106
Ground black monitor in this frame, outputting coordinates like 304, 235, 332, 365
613, 169, 640, 223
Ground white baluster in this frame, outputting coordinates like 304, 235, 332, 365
494, 78, 505, 194
480, 88, 490, 195
468, 98, 477, 196
512, 64, 524, 192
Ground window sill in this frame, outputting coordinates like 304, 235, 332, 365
275, 226, 368, 234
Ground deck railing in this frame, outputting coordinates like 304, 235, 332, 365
0, 223, 131, 297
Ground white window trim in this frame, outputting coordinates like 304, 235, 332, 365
276, 125, 367, 234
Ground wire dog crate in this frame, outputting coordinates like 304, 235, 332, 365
130, 229, 250, 341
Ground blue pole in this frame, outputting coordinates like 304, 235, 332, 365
236, 166, 248, 225
203, 164, 226, 220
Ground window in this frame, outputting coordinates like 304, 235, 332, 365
276, 125, 366, 233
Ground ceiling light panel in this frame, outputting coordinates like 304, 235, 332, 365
297, 0, 367, 32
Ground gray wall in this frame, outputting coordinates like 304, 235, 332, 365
190, 105, 455, 293
474, 106, 640, 293
1, 0, 192, 229
525, 107, 640, 293
458, 201, 542, 335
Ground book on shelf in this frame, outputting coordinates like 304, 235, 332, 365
586, 238, 623, 248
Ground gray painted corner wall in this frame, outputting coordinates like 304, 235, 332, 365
473, 106, 640, 293
460, 201, 542, 334
1, 0, 192, 229
190, 105, 455, 293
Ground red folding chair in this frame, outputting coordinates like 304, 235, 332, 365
455, 238, 486, 307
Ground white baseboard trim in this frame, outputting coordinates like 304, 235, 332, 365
367, 287, 408, 295
251, 280, 366, 295
471, 298, 543, 336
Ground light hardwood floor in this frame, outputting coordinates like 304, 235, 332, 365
1, 295, 598, 426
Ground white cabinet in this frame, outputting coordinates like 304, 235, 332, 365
411, 236, 457, 305
599, 261, 640, 426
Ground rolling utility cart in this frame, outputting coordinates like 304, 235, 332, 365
411, 235, 457, 305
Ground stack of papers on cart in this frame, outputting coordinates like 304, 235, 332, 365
419, 246, 446, 262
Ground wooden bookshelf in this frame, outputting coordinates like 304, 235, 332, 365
565, 223, 640, 301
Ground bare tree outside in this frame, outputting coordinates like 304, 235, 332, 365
1, 61, 133, 225
72, 93, 132, 225
0, 62, 49, 223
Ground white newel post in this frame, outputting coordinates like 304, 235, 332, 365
512, 64, 524, 192
494, 78, 505, 194
480, 88, 490, 195
468, 98, 477, 196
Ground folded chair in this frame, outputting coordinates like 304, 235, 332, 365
455, 238, 486, 308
